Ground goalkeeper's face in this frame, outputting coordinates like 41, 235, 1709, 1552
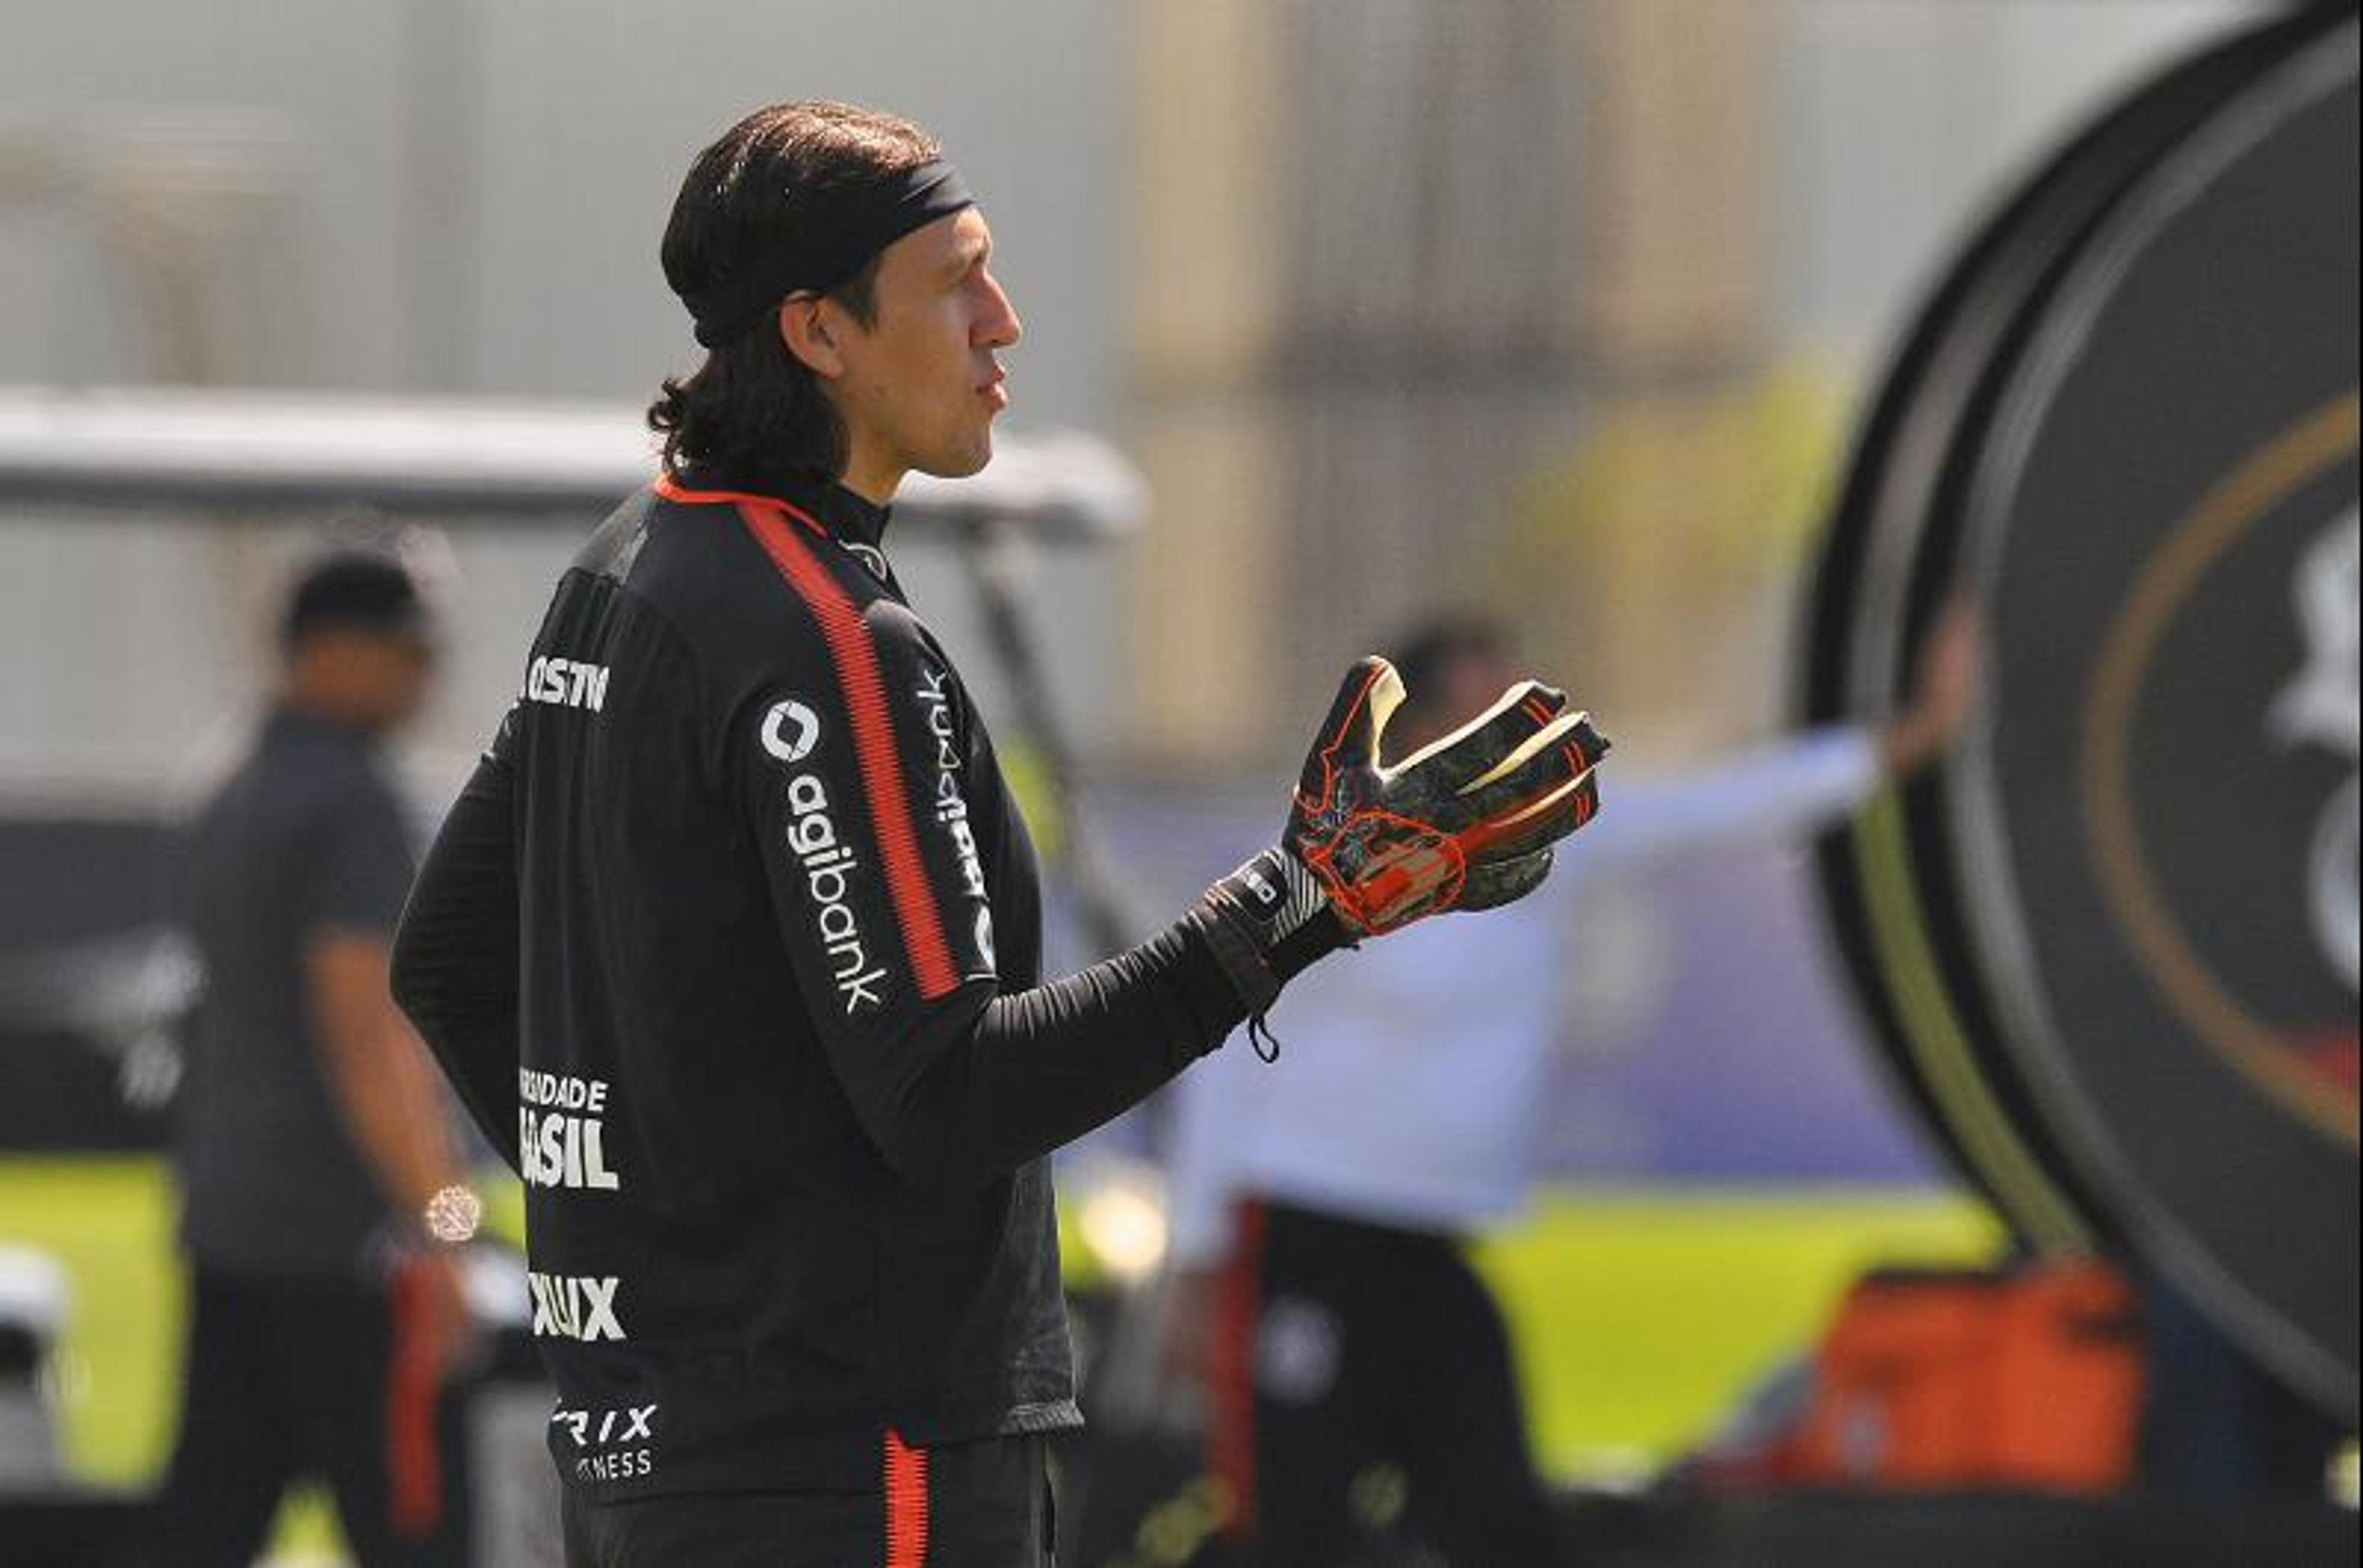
826, 207, 1023, 495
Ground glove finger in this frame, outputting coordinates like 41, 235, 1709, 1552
1295, 656, 1405, 810
1386, 679, 1567, 793
1450, 710, 1605, 823
1460, 770, 1601, 862
1458, 846, 1554, 913
1457, 711, 1609, 793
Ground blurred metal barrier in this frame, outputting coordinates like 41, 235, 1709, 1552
0, 386, 1145, 541
1806, 4, 2357, 1428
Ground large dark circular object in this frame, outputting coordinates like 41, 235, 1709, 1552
1949, 18, 2358, 1420
1807, 5, 2359, 1420
1807, 7, 2335, 1251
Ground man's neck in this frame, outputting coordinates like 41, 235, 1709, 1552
837, 457, 904, 508
279, 681, 380, 737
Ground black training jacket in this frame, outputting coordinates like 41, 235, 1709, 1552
391, 468, 1252, 1500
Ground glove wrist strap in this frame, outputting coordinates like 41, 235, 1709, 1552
1191, 847, 1348, 1013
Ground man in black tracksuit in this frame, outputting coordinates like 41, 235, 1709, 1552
135, 553, 474, 1568
392, 101, 1608, 1567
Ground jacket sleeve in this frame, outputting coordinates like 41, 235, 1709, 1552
1573, 724, 1881, 874
734, 599, 1254, 1199
390, 716, 524, 1173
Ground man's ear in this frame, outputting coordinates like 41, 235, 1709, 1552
778, 294, 846, 379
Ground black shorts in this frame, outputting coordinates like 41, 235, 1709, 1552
124, 1264, 468, 1568
559, 1431, 1053, 1568
1209, 1201, 1556, 1567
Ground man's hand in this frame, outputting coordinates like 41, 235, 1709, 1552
1192, 656, 1607, 1012
1881, 597, 1982, 776
1286, 655, 1608, 935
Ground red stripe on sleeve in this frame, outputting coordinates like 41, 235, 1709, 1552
884, 1428, 931, 1568
737, 501, 962, 1001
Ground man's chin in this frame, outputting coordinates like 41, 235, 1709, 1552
916, 434, 994, 481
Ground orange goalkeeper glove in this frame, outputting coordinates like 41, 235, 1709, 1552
1193, 655, 1608, 1014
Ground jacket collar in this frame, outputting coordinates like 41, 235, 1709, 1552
791, 478, 893, 553
671, 463, 892, 552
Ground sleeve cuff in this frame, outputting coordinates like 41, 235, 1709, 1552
1189, 847, 1351, 1014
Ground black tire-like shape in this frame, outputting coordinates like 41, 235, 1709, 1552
1938, 12, 2359, 1420
1803, 6, 2336, 1254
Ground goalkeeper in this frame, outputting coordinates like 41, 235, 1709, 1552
389, 100, 1606, 1568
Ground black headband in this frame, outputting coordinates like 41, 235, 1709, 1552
680, 159, 975, 348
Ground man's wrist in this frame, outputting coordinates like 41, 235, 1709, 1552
420, 1182, 484, 1248
1191, 847, 1350, 1010
1217, 847, 1329, 940
1880, 712, 1938, 776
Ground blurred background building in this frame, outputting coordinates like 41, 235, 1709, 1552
6, 2, 2342, 1562
1, 0, 2261, 793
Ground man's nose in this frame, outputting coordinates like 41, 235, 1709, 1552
977, 275, 1022, 350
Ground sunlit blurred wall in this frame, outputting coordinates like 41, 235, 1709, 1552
1119, 0, 2264, 767
0, 0, 1122, 804
0, 1, 1114, 403
0, 0, 2265, 800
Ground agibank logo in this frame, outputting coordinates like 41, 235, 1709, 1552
787, 774, 890, 1014
754, 697, 892, 1014
761, 698, 822, 764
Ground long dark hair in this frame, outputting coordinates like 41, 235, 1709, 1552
648, 102, 938, 486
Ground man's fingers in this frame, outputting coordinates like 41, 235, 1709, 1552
1296, 656, 1405, 807
1565, 716, 1610, 770
1459, 846, 1554, 912
1388, 679, 1568, 792
1913, 595, 1983, 733
1452, 709, 1607, 799
1450, 710, 1602, 822
1458, 769, 1600, 862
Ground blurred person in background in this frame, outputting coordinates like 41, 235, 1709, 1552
1166, 602, 1980, 1568
389, 100, 1606, 1568
122, 551, 478, 1568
